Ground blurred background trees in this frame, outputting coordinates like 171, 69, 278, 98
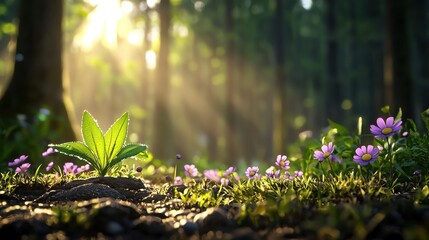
0, 0, 428, 165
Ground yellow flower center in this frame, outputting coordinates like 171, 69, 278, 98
381, 127, 393, 135
250, 171, 255, 176
323, 152, 331, 158
280, 161, 285, 166
362, 153, 372, 161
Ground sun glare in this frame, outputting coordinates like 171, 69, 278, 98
145, 50, 157, 70
73, 0, 124, 50
301, 0, 313, 10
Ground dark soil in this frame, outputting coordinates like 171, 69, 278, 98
1, 177, 429, 239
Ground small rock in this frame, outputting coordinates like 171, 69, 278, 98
133, 215, 167, 236
194, 207, 233, 233
105, 221, 124, 235
48, 183, 125, 201
231, 227, 261, 240
181, 221, 198, 236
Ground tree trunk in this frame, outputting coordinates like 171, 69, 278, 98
326, 0, 341, 122
385, 0, 414, 119
273, 0, 287, 154
225, 0, 237, 163
152, 0, 172, 160
413, 0, 429, 119
0, 0, 75, 141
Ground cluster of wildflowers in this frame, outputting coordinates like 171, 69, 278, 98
8, 155, 28, 167
244, 155, 303, 181
16, 163, 31, 174
8, 155, 31, 174
265, 167, 281, 178
285, 170, 304, 181
63, 162, 90, 175
311, 116, 403, 170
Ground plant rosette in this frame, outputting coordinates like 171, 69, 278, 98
50, 111, 147, 176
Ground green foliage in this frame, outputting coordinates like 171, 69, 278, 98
50, 111, 148, 176
0, 108, 62, 171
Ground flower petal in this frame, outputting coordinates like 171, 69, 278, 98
386, 117, 394, 127
376, 118, 386, 128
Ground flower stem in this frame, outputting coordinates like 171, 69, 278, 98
174, 163, 177, 180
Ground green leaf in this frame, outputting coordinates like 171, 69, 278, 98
82, 111, 106, 167
395, 108, 402, 121
109, 144, 147, 167
104, 112, 129, 161
328, 119, 349, 136
49, 142, 100, 170
421, 108, 429, 133
394, 162, 410, 179
381, 105, 390, 115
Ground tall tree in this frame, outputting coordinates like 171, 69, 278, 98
152, 0, 172, 160
0, 0, 75, 141
385, 0, 414, 119
225, 0, 237, 163
325, 0, 341, 122
272, 0, 287, 154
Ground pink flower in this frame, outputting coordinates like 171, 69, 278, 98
353, 145, 379, 166
42, 148, 56, 157
313, 142, 335, 162
15, 163, 31, 174
223, 166, 237, 176
8, 155, 28, 167
204, 169, 220, 182
275, 155, 290, 170
174, 176, 183, 185
370, 117, 402, 138
245, 166, 259, 179
46, 162, 54, 172
184, 164, 199, 178
220, 178, 229, 186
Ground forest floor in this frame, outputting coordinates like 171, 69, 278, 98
1, 176, 429, 239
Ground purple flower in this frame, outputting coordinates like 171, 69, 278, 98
8, 155, 28, 167
353, 145, 379, 166
46, 162, 54, 172
275, 155, 290, 170
220, 178, 229, 186
265, 167, 281, 178
136, 166, 143, 172
245, 166, 259, 179
293, 170, 304, 178
15, 163, 31, 174
174, 176, 183, 185
402, 131, 409, 137
176, 154, 182, 160
184, 164, 198, 178
42, 148, 56, 157
413, 170, 421, 176
313, 142, 335, 162
63, 162, 78, 175
370, 117, 402, 138
204, 169, 220, 182
223, 166, 237, 176
76, 164, 90, 174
